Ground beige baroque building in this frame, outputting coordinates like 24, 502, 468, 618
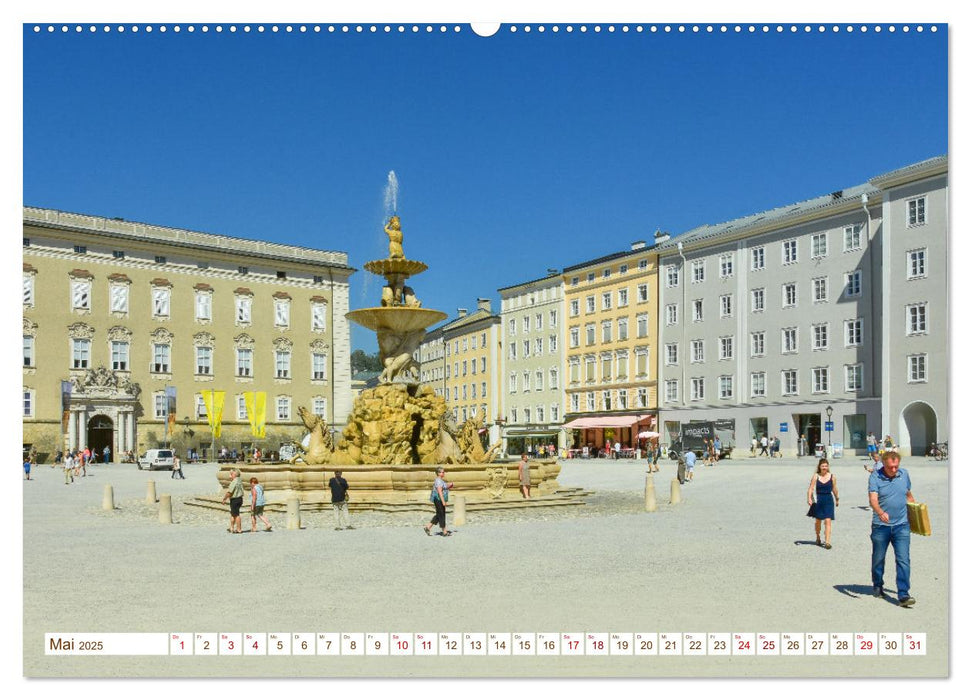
438, 299, 502, 447
22, 206, 353, 460
562, 239, 661, 452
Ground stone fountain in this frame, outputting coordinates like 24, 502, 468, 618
204, 214, 580, 512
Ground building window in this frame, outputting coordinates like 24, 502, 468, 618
535, 312, 544, 331
812, 323, 829, 350
811, 232, 828, 258
569, 327, 579, 348
24, 335, 35, 367
72, 280, 91, 310
845, 319, 863, 347
751, 331, 765, 357
720, 253, 734, 278
585, 296, 595, 313
636, 314, 649, 338
719, 336, 734, 360
719, 375, 734, 399
782, 327, 798, 354
549, 335, 557, 352
906, 304, 927, 334
152, 287, 171, 318
154, 255, 167, 264
690, 378, 705, 401
71, 338, 91, 369
585, 324, 595, 345
274, 299, 291, 328
665, 304, 679, 325
602, 391, 612, 411
23, 389, 34, 418
783, 239, 798, 264
751, 246, 765, 271
154, 393, 168, 419
692, 299, 704, 322
812, 367, 830, 393
666, 265, 680, 287
618, 288, 629, 307
195, 292, 212, 321
601, 321, 612, 343
276, 396, 291, 421
551, 404, 559, 421
522, 371, 531, 392
236, 296, 252, 324
665, 380, 679, 403
812, 277, 828, 303
549, 309, 558, 327
783, 283, 797, 308
236, 348, 253, 377
751, 288, 764, 313
509, 373, 518, 393
238, 266, 249, 275
845, 270, 862, 298
908, 354, 927, 382
549, 368, 558, 389
152, 343, 170, 373
751, 372, 766, 398
237, 396, 248, 420
523, 315, 530, 333
720, 294, 733, 317
23, 274, 35, 307
195, 346, 212, 375
665, 343, 679, 365
691, 260, 705, 284
601, 292, 612, 310
600, 355, 612, 381
617, 318, 629, 341
782, 369, 798, 396
636, 387, 648, 408
111, 340, 129, 371
585, 357, 596, 382
74, 245, 87, 254
535, 370, 544, 390
907, 196, 926, 227
508, 318, 516, 336
691, 339, 705, 363
274, 351, 291, 379
509, 342, 517, 360
907, 249, 927, 279
312, 353, 327, 380
522, 341, 530, 359
637, 283, 649, 303
843, 224, 863, 251
569, 299, 579, 317
110, 285, 129, 314
313, 397, 327, 418
196, 395, 208, 419
845, 364, 863, 392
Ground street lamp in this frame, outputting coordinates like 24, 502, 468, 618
825, 405, 833, 447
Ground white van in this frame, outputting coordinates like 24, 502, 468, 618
137, 449, 175, 471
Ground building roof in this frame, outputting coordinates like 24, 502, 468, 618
497, 271, 562, 294
440, 308, 500, 335
23, 206, 354, 272
562, 244, 655, 273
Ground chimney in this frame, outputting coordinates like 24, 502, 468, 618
457, 308, 468, 318
653, 228, 671, 245
631, 240, 646, 251
477, 297, 492, 313
547, 268, 559, 276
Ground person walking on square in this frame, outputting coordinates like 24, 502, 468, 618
171, 452, 185, 479
82, 446, 90, 475
329, 470, 353, 530
807, 458, 839, 548
24, 454, 32, 480
759, 434, 769, 457
518, 453, 531, 499
63, 452, 74, 484
651, 440, 661, 472
103, 445, 110, 464
866, 432, 878, 460
713, 436, 722, 465
869, 449, 917, 606
249, 477, 272, 532
424, 467, 453, 536
684, 448, 696, 482
221, 468, 244, 534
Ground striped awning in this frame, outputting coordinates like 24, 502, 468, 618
562, 414, 653, 430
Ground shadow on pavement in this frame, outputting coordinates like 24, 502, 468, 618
834, 583, 898, 603
794, 540, 822, 546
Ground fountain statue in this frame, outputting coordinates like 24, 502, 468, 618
203, 205, 576, 511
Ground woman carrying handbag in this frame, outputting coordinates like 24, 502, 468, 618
807, 458, 839, 548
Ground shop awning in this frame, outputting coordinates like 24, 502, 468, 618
562, 414, 653, 430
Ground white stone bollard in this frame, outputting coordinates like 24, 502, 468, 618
287, 497, 302, 530
644, 474, 657, 512
670, 478, 682, 505
102, 485, 114, 511
146, 480, 157, 505
453, 495, 467, 527
159, 494, 172, 524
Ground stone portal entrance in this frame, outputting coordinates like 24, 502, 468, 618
899, 401, 937, 456
87, 415, 113, 463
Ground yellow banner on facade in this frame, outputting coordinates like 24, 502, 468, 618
201, 390, 225, 439
244, 391, 266, 439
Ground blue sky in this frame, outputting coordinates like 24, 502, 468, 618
23, 23, 947, 353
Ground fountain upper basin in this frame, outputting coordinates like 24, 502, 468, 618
346, 306, 448, 333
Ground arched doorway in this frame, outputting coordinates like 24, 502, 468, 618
87, 414, 114, 463
899, 402, 937, 457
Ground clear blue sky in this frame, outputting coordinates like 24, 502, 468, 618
23, 24, 947, 353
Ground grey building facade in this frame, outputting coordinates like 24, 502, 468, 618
657, 156, 947, 457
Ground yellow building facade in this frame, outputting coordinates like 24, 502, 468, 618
22, 206, 354, 461
562, 242, 660, 451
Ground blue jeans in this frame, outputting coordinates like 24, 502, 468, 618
871, 522, 911, 599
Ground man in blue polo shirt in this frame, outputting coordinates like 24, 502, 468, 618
868, 449, 916, 607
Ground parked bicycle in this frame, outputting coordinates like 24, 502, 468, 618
928, 440, 948, 461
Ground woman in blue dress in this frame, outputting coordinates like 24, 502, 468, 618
807, 458, 839, 548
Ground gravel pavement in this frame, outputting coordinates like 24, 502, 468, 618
23, 455, 949, 678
